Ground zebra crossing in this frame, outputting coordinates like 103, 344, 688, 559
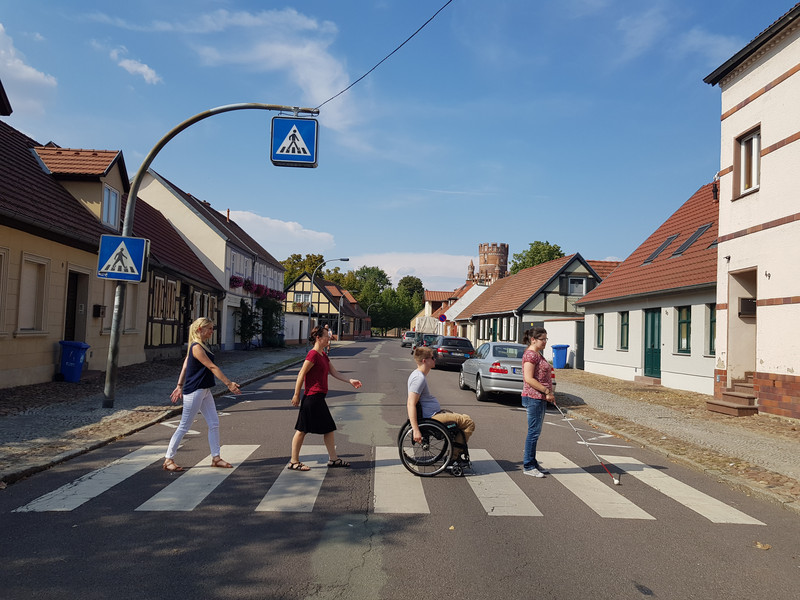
11, 444, 765, 525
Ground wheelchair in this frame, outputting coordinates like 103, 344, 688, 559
397, 415, 471, 477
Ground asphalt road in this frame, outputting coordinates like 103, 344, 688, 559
1, 340, 797, 600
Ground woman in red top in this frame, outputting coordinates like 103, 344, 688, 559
287, 325, 362, 471
521, 327, 555, 478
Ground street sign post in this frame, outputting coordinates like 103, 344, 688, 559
271, 116, 319, 168
97, 235, 148, 282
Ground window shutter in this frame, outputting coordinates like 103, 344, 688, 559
559, 275, 568, 295
587, 278, 596, 292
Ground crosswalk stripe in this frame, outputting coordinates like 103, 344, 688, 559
467, 449, 543, 516
136, 445, 258, 512
538, 451, 655, 520
599, 455, 765, 525
255, 445, 328, 513
373, 446, 429, 514
13, 446, 165, 512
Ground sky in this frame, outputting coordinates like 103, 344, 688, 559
1, 0, 795, 291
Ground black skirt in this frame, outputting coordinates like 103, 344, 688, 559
294, 392, 336, 434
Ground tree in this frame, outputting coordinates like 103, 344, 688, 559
234, 299, 262, 349
354, 265, 391, 293
281, 253, 324, 285
397, 275, 424, 301
509, 241, 565, 274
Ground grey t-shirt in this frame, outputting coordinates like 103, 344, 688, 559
407, 369, 441, 418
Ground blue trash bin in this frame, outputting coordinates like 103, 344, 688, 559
59, 341, 91, 383
551, 344, 569, 369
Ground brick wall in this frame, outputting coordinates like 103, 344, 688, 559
753, 371, 800, 419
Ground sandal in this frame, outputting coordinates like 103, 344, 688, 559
287, 461, 310, 471
211, 456, 233, 468
327, 458, 350, 468
162, 459, 184, 472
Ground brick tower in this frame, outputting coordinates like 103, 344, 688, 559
469, 243, 508, 285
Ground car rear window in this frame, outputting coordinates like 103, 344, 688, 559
445, 338, 473, 349
493, 345, 525, 358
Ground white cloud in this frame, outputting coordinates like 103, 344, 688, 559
0, 23, 57, 115
108, 46, 162, 84
615, 5, 670, 63
228, 210, 335, 261
675, 27, 742, 67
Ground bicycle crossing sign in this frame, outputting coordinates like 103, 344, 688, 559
97, 235, 149, 282
271, 116, 318, 168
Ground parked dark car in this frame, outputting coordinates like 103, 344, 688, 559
411, 333, 438, 352
429, 336, 475, 369
459, 341, 526, 401
401, 331, 416, 347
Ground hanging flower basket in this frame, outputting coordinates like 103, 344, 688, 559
229, 275, 244, 288
243, 278, 255, 292
254, 284, 266, 297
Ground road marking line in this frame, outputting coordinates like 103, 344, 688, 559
373, 446, 429, 514
600, 455, 765, 525
14, 446, 166, 512
135, 445, 257, 512
538, 451, 655, 520
255, 445, 328, 513
467, 449, 543, 516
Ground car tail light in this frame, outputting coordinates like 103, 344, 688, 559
437, 347, 448, 354
489, 362, 507, 374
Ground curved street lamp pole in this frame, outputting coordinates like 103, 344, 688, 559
103, 102, 319, 408
308, 257, 349, 341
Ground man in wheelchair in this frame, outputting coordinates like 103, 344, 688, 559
407, 346, 475, 465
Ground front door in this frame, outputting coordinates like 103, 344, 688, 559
644, 308, 661, 378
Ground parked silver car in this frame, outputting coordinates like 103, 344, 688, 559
459, 342, 527, 401
401, 331, 416, 347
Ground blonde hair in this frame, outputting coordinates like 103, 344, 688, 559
187, 317, 213, 356
413, 346, 433, 364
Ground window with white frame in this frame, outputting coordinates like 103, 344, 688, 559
737, 128, 760, 196
569, 277, 586, 296
295, 291, 311, 304
17, 254, 49, 332
102, 185, 120, 228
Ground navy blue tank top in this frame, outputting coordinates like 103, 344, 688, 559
183, 343, 216, 394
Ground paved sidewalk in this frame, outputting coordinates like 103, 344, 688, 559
1, 342, 798, 516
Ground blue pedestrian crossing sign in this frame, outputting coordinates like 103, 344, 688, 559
97, 235, 149, 282
271, 116, 318, 168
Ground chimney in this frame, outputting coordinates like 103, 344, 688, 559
227, 209, 230, 222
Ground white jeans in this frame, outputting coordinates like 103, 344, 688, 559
165, 388, 221, 459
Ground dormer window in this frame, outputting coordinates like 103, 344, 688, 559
102, 185, 120, 228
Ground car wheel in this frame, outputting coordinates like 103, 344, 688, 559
475, 375, 488, 402
458, 371, 469, 390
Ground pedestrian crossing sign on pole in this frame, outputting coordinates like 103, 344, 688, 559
97, 235, 149, 282
271, 116, 318, 168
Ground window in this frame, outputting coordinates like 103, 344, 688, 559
153, 277, 165, 319
568, 278, 586, 296
596, 314, 604, 349
166, 281, 178, 320
643, 235, 679, 264
677, 306, 691, 354
708, 304, 716, 356
125, 284, 139, 331
102, 185, 120, 228
738, 129, 760, 195
619, 311, 629, 350
671, 224, 712, 257
295, 291, 311, 304
17, 254, 50, 332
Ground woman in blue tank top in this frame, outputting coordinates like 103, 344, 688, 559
163, 318, 241, 472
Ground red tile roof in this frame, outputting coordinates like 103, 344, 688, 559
578, 183, 718, 305
0, 119, 111, 251
34, 146, 123, 179
425, 290, 455, 302
587, 260, 620, 279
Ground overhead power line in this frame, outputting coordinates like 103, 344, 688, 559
314, 0, 456, 110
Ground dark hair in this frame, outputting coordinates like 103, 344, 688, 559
522, 327, 547, 345
413, 346, 433, 363
308, 325, 328, 342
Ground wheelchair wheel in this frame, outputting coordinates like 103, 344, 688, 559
398, 420, 452, 477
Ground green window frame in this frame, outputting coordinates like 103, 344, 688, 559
619, 311, 629, 350
677, 306, 691, 354
596, 314, 604, 349
708, 304, 716, 355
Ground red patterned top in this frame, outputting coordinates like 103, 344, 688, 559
521, 349, 552, 399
